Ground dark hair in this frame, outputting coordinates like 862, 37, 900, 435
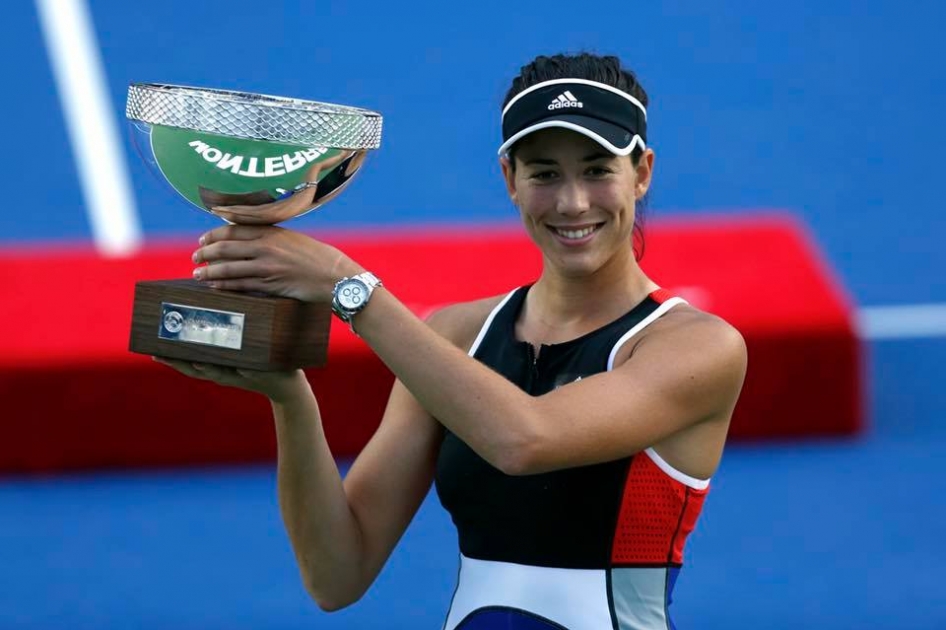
503, 53, 650, 260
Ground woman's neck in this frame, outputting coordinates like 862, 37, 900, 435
522, 250, 658, 342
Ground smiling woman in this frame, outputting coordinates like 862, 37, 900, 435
156, 52, 748, 630
500, 56, 651, 265
502, 129, 647, 279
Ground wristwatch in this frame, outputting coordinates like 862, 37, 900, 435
331, 271, 383, 330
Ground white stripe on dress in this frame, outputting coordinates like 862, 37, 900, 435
443, 554, 613, 630
605, 296, 711, 490
468, 289, 520, 357
606, 297, 687, 370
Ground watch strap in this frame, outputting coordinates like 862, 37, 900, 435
331, 271, 383, 332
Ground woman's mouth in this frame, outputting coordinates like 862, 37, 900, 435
549, 223, 604, 244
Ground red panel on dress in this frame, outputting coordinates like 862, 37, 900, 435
611, 453, 708, 565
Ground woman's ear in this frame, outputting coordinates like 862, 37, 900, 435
634, 149, 655, 199
500, 155, 518, 206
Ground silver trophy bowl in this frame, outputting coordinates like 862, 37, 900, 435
124, 84, 383, 369
126, 83, 383, 225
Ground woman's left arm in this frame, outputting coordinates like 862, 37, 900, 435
357, 290, 747, 475
194, 226, 747, 475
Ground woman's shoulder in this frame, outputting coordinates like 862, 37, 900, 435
425, 291, 516, 353
636, 299, 747, 370
657, 300, 743, 339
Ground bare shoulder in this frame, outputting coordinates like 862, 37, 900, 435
631, 302, 747, 380
652, 302, 745, 346
632, 304, 747, 372
424, 293, 511, 353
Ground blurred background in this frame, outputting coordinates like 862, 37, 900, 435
1, 0, 944, 628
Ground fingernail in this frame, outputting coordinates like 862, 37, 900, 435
199, 234, 206, 245
191, 251, 200, 263
193, 268, 202, 280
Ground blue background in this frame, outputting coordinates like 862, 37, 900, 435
1, 1, 943, 628
3, 0, 945, 304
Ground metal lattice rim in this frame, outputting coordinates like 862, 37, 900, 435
126, 83, 383, 149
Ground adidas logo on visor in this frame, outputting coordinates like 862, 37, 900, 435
548, 91, 583, 110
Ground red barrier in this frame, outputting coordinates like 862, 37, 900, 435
0, 214, 863, 474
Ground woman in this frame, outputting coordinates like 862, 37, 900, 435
158, 53, 747, 629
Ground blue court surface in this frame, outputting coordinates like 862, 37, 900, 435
1, 431, 943, 629
2, 1, 944, 628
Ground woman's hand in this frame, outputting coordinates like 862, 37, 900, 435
192, 226, 364, 303
152, 358, 310, 404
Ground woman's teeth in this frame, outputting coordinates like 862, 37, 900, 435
555, 225, 599, 239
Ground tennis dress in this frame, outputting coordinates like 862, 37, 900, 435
435, 287, 709, 630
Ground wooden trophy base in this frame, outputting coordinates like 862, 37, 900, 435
130, 279, 331, 370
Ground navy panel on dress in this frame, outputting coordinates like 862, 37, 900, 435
456, 607, 568, 630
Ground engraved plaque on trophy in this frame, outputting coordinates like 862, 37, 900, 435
125, 83, 382, 369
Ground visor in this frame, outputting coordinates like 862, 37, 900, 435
499, 78, 647, 157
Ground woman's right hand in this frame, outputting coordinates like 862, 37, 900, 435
152, 357, 310, 404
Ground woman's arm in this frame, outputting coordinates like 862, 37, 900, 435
154, 352, 445, 611
192, 225, 747, 475
266, 374, 364, 609
356, 289, 747, 475
273, 374, 443, 610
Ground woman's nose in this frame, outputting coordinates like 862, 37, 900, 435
555, 181, 590, 216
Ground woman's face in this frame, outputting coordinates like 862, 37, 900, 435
502, 128, 653, 278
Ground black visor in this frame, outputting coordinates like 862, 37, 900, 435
499, 79, 647, 157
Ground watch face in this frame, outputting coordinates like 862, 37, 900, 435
337, 279, 369, 311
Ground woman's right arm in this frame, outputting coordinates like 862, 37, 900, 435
278, 299, 498, 608
272, 372, 443, 610
155, 299, 491, 610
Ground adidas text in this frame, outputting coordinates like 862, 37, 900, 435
548, 101, 584, 110
548, 91, 583, 110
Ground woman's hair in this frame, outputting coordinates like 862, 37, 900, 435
503, 53, 650, 260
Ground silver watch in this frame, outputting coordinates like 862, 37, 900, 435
331, 271, 383, 327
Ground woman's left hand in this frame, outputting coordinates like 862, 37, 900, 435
192, 225, 363, 303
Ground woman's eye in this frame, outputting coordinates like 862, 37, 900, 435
530, 170, 557, 181
586, 166, 612, 177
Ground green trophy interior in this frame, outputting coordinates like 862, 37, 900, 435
150, 125, 341, 210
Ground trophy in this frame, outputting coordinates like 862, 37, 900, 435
125, 83, 382, 370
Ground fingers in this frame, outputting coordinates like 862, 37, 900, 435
153, 357, 243, 384
193, 239, 259, 264
153, 357, 214, 380
199, 224, 277, 246
153, 357, 193, 375
153, 358, 303, 402
193, 260, 268, 282
190, 362, 241, 383
196, 277, 273, 293
210, 206, 281, 226
212, 185, 317, 225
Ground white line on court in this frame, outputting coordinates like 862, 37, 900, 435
35, 0, 142, 257
857, 303, 946, 340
